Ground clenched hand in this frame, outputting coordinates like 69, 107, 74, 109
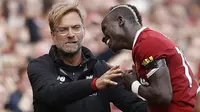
122, 69, 137, 90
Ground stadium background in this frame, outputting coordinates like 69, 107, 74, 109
0, 0, 199, 111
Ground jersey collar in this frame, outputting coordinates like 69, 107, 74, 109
132, 26, 147, 49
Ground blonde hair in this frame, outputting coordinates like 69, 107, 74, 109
48, 2, 83, 31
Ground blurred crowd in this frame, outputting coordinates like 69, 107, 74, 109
0, 0, 200, 112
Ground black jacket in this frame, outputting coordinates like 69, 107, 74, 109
27, 46, 147, 112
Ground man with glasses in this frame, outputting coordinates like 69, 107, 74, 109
27, 3, 148, 112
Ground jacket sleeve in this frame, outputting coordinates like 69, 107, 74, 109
107, 77, 148, 112
27, 59, 96, 107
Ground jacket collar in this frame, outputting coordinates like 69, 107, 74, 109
49, 45, 95, 65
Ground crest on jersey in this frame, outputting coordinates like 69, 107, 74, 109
142, 56, 154, 66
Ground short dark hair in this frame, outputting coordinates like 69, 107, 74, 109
109, 4, 142, 25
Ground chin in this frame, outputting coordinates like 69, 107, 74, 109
65, 46, 82, 53
110, 47, 121, 53
109, 44, 123, 52
64, 49, 78, 54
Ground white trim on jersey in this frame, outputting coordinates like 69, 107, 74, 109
132, 27, 147, 49
146, 68, 159, 78
175, 47, 192, 88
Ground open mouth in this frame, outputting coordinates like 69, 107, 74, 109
65, 41, 78, 46
102, 36, 111, 45
66, 41, 78, 44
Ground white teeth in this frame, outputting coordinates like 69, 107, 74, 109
106, 39, 110, 45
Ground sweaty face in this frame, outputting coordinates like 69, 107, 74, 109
101, 20, 125, 52
52, 11, 84, 54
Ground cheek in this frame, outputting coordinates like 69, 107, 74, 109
53, 37, 65, 45
113, 37, 125, 47
77, 33, 84, 42
111, 36, 120, 43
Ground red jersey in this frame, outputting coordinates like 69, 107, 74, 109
132, 27, 198, 112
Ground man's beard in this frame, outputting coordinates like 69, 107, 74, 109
57, 47, 81, 60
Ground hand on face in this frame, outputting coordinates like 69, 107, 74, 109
96, 66, 122, 90
122, 69, 137, 90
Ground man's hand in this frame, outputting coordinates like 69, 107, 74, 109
96, 66, 122, 90
106, 62, 114, 68
122, 69, 137, 90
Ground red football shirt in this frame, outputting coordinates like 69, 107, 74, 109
132, 27, 198, 112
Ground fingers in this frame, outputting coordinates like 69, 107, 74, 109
105, 80, 118, 85
105, 66, 122, 75
126, 70, 133, 74
109, 65, 120, 71
107, 73, 122, 79
96, 65, 129, 90
122, 70, 131, 78
109, 68, 123, 75
106, 62, 114, 68
96, 73, 120, 90
105, 67, 122, 79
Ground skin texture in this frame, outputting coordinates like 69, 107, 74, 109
101, 6, 172, 105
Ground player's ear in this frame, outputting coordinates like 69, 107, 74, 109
117, 16, 125, 27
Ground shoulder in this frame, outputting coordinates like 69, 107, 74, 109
133, 29, 178, 63
29, 54, 51, 65
27, 54, 53, 71
93, 60, 109, 76
136, 28, 173, 47
94, 60, 109, 70
141, 36, 173, 49
135, 30, 175, 54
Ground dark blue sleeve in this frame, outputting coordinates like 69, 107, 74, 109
27, 59, 96, 107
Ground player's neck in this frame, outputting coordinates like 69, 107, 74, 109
132, 25, 141, 37
125, 24, 141, 50
131, 25, 141, 43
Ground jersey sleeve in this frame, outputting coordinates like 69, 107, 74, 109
135, 37, 175, 67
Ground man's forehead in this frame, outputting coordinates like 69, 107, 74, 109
101, 23, 106, 32
102, 16, 110, 25
59, 17, 82, 26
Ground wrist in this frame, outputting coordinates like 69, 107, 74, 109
131, 80, 141, 94
91, 78, 98, 91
